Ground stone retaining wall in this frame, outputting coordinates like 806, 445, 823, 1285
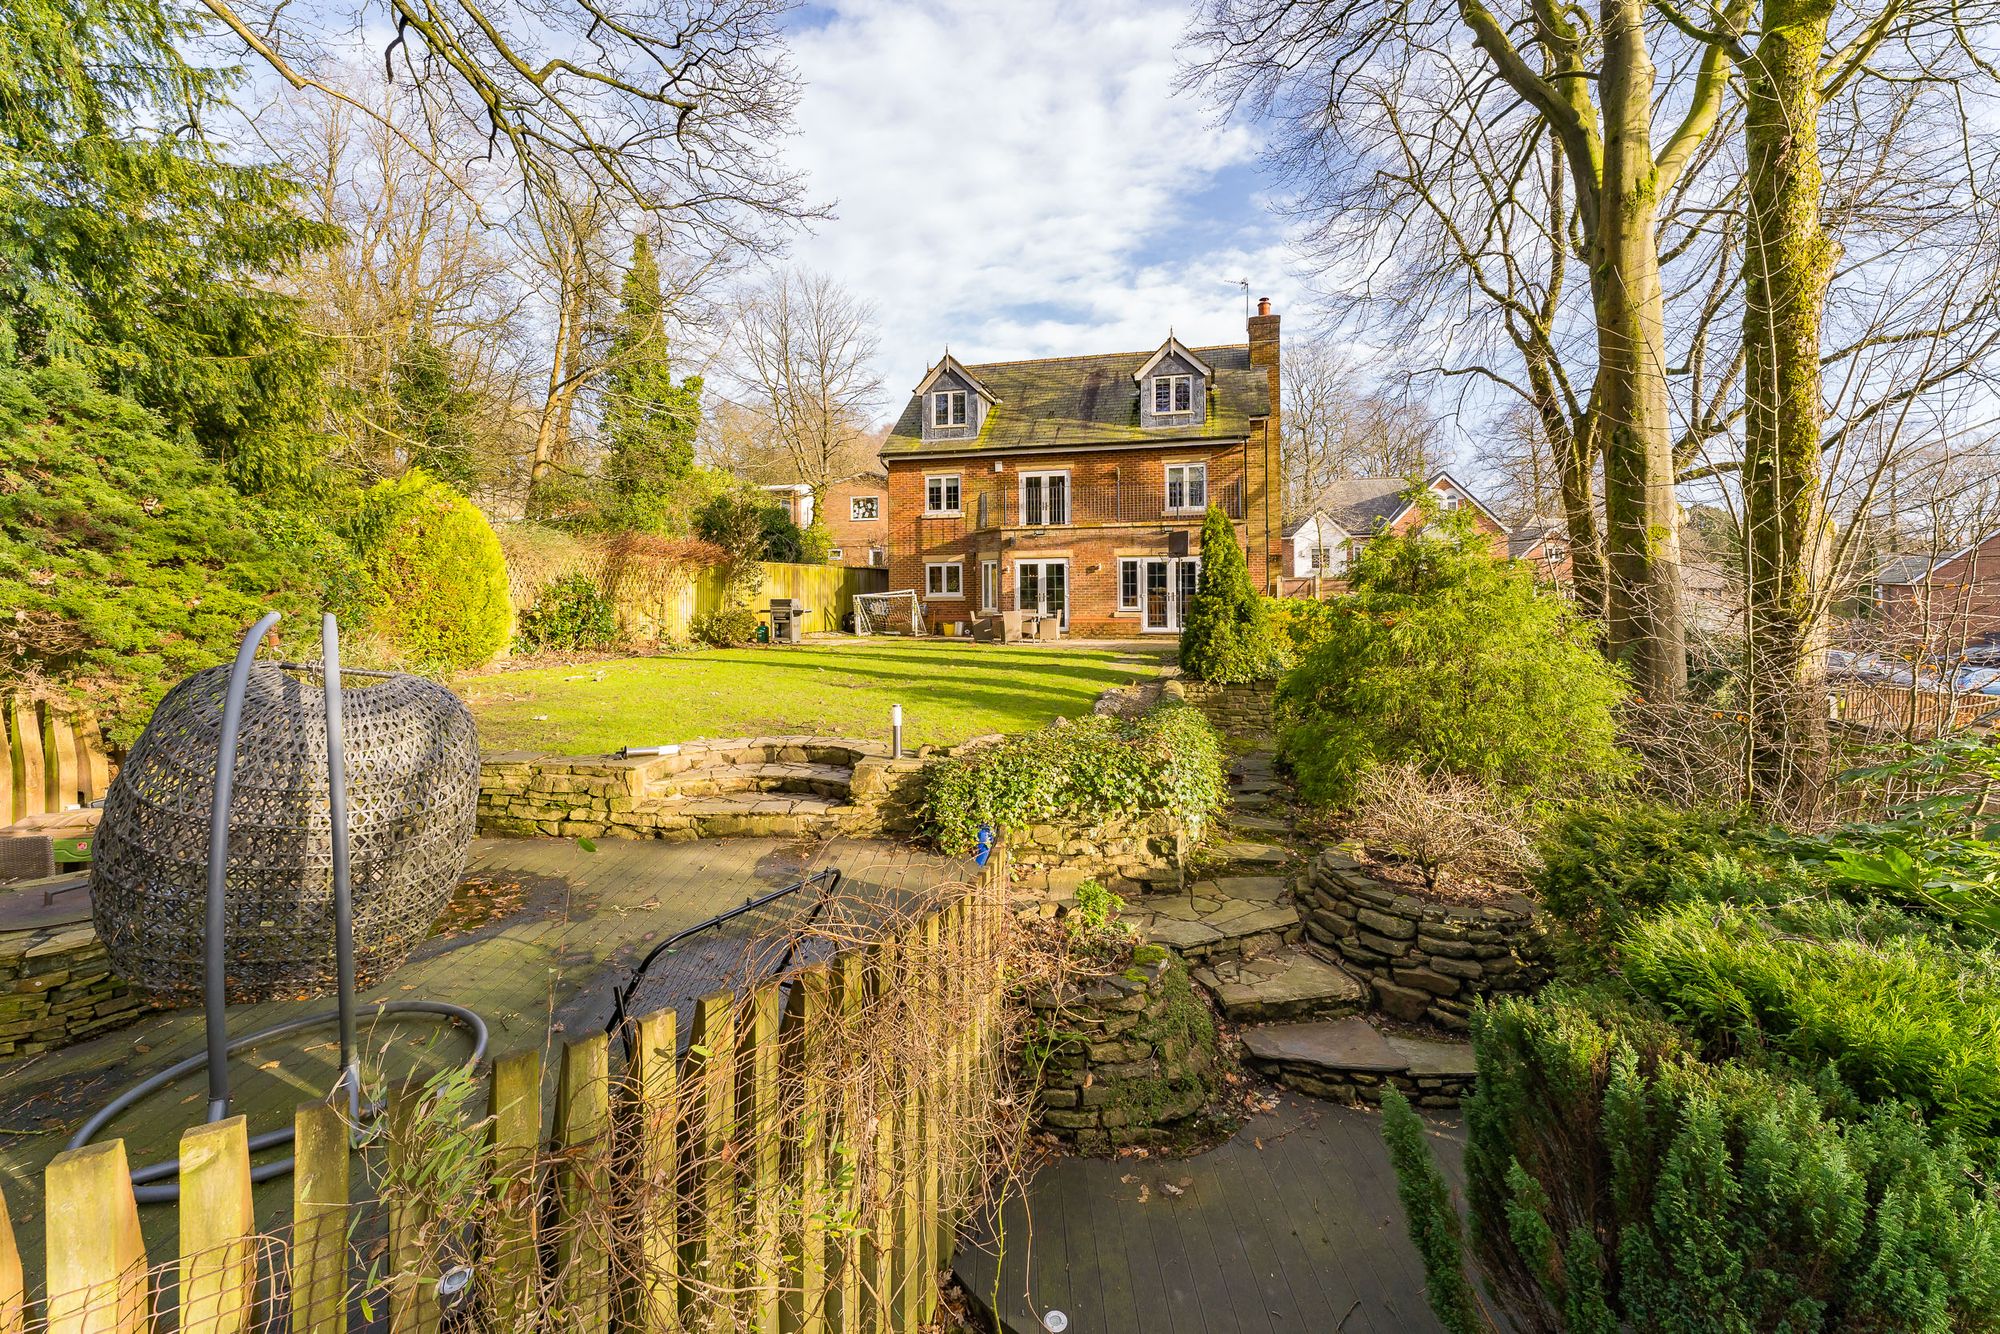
1169, 678, 1277, 738
1008, 812, 1193, 897
1030, 945, 1219, 1154
0, 922, 142, 1057
1297, 850, 1548, 1030
478, 737, 932, 840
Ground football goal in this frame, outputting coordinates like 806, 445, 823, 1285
855, 590, 927, 636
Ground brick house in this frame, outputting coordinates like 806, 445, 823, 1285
879, 302, 1284, 636
821, 471, 890, 567
1872, 529, 2000, 652
1276, 471, 1511, 594
1508, 521, 1574, 587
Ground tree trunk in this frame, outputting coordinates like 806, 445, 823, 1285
1739, 0, 1837, 808
1592, 0, 1688, 703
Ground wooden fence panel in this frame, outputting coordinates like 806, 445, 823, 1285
386, 1089, 440, 1334
44, 1142, 148, 1334
1, 702, 112, 823
9, 702, 45, 823
557, 1034, 613, 1334
622, 1009, 679, 1333
830, 951, 866, 1332
781, 965, 831, 1334
746, 983, 785, 1332
0, 1188, 22, 1334
291, 1102, 350, 1334
178, 1117, 255, 1334
683, 992, 738, 1309
486, 1048, 544, 1330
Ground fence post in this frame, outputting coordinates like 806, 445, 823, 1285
292, 1101, 350, 1334
894, 930, 923, 1334
861, 940, 897, 1334
621, 1009, 678, 1333
179, 1117, 255, 1334
44, 1141, 149, 1334
8, 702, 45, 821
746, 982, 784, 1332
782, 965, 831, 1334
76, 710, 112, 803
44, 710, 81, 812
0, 1188, 22, 1334
486, 1047, 543, 1330
385, 1087, 440, 1334
683, 991, 738, 1311
830, 950, 866, 1332
917, 913, 943, 1324
557, 1033, 612, 1334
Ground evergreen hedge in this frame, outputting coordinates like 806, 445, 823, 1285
348, 470, 512, 670
1179, 505, 1285, 683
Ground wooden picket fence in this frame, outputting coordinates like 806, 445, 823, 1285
0, 853, 1010, 1334
1831, 683, 2000, 738
2, 698, 113, 825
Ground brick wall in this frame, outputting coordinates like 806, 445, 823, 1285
821, 474, 889, 567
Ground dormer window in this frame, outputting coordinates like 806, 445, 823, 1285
1152, 375, 1194, 415
933, 390, 967, 428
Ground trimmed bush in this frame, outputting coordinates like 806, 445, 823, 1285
349, 470, 511, 670
1180, 505, 1286, 683
690, 606, 759, 647
514, 572, 620, 653
920, 702, 1227, 856
1263, 594, 1339, 659
1390, 989, 2000, 1331
1277, 501, 1631, 804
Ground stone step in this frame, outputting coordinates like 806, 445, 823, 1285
1240, 1016, 1477, 1107
651, 761, 854, 800
1192, 948, 1367, 1023
631, 791, 856, 839
1124, 876, 1301, 962
1209, 840, 1291, 870
1222, 812, 1292, 837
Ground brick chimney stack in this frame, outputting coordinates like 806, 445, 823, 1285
1246, 297, 1281, 593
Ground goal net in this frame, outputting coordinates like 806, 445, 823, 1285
855, 589, 927, 636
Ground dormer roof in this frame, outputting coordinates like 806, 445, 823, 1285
1132, 335, 1214, 383
912, 352, 999, 405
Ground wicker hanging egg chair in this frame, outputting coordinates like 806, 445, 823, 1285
91, 657, 480, 1004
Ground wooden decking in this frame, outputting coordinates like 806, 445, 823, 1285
0, 835, 969, 1277
955, 1093, 1470, 1334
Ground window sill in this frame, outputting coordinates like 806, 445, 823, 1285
923, 510, 964, 518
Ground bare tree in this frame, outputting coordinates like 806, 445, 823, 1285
1281, 335, 1443, 512
729, 271, 884, 510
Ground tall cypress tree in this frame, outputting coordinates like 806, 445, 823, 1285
599, 235, 703, 530
1180, 505, 1285, 682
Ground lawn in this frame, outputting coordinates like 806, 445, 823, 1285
462, 639, 1171, 755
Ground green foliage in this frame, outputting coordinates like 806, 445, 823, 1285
1532, 802, 1739, 961
1263, 595, 1340, 660
1381, 1090, 1484, 1334
2, 0, 339, 486
0, 364, 356, 740
514, 573, 620, 654
1416, 989, 2000, 1332
1065, 878, 1131, 957
348, 471, 511, 670
920, 702, 1227, 856
1179, 505, 1286, 682
1277, 500, 1632, 805
690, 607, 760, 648
599, 236, 703, 532
1619, 903, 2000, 1144
389, 339, 481, 493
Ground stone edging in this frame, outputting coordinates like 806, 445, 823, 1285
1297, 850, 1548, 1029
1029, 944, 1219, 1154
0, 921, 142, 1057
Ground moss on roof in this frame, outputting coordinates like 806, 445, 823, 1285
882, 343, 1270, 455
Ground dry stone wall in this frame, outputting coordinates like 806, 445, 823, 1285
1167, 678, 1277, 737
1298, 850, 1548, 1030
0, 922, 141, 1056
1008, 812, 1192, 897
1030, 945, 1220, 1154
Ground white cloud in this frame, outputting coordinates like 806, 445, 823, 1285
777, 0, 1305, 416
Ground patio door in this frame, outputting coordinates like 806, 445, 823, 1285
1141, 557, 1201, 632
1017, 559, 1069, 629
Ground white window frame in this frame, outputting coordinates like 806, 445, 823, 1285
1152, 374, 1193, 415
980, 560, 999, 612
1438, 492, 1461, 510
1118, 557, 1142, 612
849, 495, 880, 521
1019, 469, 1071, 526
1310, 544, 1334, 571
924, 473, 962, 516
1164, 462, 1208, 513
926, 561, 965, 599
829, 547, 844, 562
932, 390, 967, 429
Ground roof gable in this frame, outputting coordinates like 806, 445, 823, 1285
912, 353, 998, 404
1132, 335, 1215, 383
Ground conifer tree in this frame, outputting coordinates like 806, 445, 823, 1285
1179, 504, 1285, 682
599, 235, 703, 530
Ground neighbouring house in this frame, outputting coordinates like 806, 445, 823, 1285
879, 300, 1285, 636
760, 482, 813, 528
1276, 471, 1511, 595
1509, 520, 1574, 586
821, 471, 890, 567
1871, 531, 2000, 652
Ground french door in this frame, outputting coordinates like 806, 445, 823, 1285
1021, 471, 1070, 526
1141, 557, 1200, 632
1017, 560, 1069, 629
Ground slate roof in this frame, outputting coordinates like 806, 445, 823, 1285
1874, 553, 1940, 585
881, 343, 1271, 456
1309, 477, 1416, 535
1509, 521, 1563, 558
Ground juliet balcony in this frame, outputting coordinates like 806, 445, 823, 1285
970, 476, 1246, 530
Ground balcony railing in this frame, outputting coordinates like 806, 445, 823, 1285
973, 477, 1245, 529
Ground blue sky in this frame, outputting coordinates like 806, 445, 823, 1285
768, 0, 1308, 407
